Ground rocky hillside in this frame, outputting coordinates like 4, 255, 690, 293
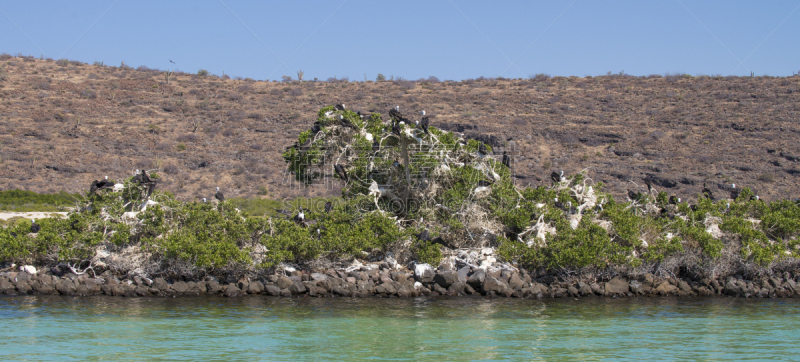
1, 54, 798, 202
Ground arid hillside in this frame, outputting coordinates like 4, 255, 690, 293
1, 54, 799, 202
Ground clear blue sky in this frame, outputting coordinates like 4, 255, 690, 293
2, 1, 798, 81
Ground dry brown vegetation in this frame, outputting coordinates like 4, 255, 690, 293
1, 54, 799, 202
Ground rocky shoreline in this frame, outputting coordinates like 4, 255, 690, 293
2, 263, 799, 299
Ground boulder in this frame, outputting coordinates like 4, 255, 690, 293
434, 271, 458, 289
414, 264, 436, 283
0, 279, 15, 294
172, 281, 189, 294
604, 277, 630, 295
508, 273, 525, 291
567, 286, 579, 297
153, 278, 169, 291
432, 283, 448, 295
655, 282, 678, 295
482, 277, 508, 294
135, 286, 150, 296
375, 282, 397, 295
56, 279, 76, 296
577, 282, 593, 296
590, 283, 604, 296
265, 285, 281, 296
448, 282, 466, 295
457, 267, 470, 283
247, 281, 265, 294
276, 276, 293, 290
467, 269, 486, 289
311, 273, 328, 281
289, 281, 307, 295
629, 280, 643, 294
224, 284, 243, 298
206, 280, 222, 294
677, 281, 692, 292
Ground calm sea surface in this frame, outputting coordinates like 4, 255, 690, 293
0, 296, 798, 361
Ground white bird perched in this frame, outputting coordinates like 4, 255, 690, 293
203, 198, 207, 203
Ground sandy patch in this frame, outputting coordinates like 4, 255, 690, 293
0, 212, 69, 221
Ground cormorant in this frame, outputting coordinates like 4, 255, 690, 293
550, 171, 564, 183
420, 110, 430, 134
389, 106, 408, 123
334, 164, 348, 183
30, 219, 40, 233
215, 187, 224, 202
702, 183, 714, 201
729, 183, 740, 200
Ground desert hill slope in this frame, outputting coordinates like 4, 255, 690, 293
0, 54, 798, 202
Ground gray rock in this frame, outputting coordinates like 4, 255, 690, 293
508, 273, 524, 291
577, 282, 593, 296
629, 280, 643, 294
375, 282, 397, 295
265, 285, 281, 296
678, 281, 692, 292
15, 281, 32, 294
457, 267, 470, 283
172, 281, 189, 293
276, 276, 293, 290
467, 269, 486, 288
604, 277, 629, 295
396, 285, 413, 298
723, 281, 741, 296
432, 283, 448, 295
248, 281, 265, 294
434, 271, 458, 289
224, 284, 242, 298
464, 284, 476, 295
311, 273, 327, 281
206, 280, 222, 293
280, 288, 291, 297
56, 279, 76, 296
414, 263, 436, 283
135, 286, 150, 296
590, 283, 604, 295
448, 282, 466, 295
567, 286, 579, 297
289, 281, 307, 295
153, 278, 169, 291
15, 272, 31, 282
656, 282, 678, 295
482, 277, 508, 294
0, 279, 15, 294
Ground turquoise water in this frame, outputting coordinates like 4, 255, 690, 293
1, 296, 798, 361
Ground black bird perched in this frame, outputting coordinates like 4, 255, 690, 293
554, 197, 566, 211
669, 195, 680, 205
214, 187, 224, 202
628, 190, 643, 201
339, 115, 355, 129
90, 180, 99, 194
478, 143, 488, 157
372, 140, 381, 152
9, 231, 17, 238
550, 171, 564, 183
90, 176, 114, 193
316, 226, 327, 240
477, 180, 492, 187
419, 110, 430, 135
502, 150, 510, 168
645, 179, 653, 194
30, 219, 40, 233
334, 164, 348, 183
392, 122, 402, 136
418, 228, 446, 247
567, 201, 578, 215
702, 183, 714, 201
294, 209, 306, 225
418, 229, 430, 242
146, 180, 158, 198
324, 201, 332, 213
750, 195, 760, 201
311, 122, 322, 135
389, 106, 408, 123
729, 183, 740, 200
334, 104, 346, 111
132, 169, 152, 184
